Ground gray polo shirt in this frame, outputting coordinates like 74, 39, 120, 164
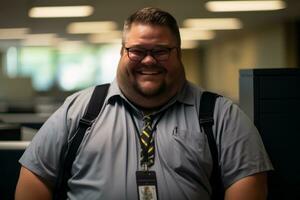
20, 79, 273, 200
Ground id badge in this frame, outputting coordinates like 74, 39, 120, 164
136, 170, 158, 200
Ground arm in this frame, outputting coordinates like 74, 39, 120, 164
15, 166, 52, 200
225, 172, 268, 200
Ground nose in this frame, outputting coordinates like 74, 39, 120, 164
140, 52, 157, 65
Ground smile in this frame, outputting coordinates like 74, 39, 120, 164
136, 67, 165, 76
138, 70, 161, 75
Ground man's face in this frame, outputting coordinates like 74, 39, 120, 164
117, 23, 185, 100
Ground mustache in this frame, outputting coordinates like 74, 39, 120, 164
136, 64, 166, 71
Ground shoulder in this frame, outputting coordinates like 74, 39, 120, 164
211, 93, 256, 138
47, 86, 100, 135
178, 82, 249, 124
215, 95, 237, 115
63, 86, 97, 117
65, 86, 95, 108
195, 88, 253, 134
214, 95, 250, 125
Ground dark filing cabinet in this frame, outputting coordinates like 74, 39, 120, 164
239, 68, 300, 200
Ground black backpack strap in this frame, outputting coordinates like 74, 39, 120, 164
53, 83, 110, 200
199, 91, 224, 200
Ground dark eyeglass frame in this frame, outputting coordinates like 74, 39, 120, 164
124, 46, 177, 62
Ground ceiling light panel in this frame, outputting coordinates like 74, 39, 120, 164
183, 18, 243, 30
67, 21, 118, 34
29, 5, 94, 18
88, 31, 122, 43
0, 28, 29, 40
180, 29, 216, 40
206, 1, 286, 12
22, 33, 59, 46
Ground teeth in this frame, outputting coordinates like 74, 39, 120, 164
142, 73, 159, 75
136, 67, 164, 75
142, 71, 158, 75
139, 70, 160, 75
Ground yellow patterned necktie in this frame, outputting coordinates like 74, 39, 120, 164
140, 115, 154, 168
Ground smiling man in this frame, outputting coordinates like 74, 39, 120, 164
15, 7, 273, 200
117, 15, 186, 110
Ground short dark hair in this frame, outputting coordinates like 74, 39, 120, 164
122, 7, 181, 47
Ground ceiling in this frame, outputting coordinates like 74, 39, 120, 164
0, 0, 300, 48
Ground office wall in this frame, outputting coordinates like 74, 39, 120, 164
182, 49, 203, 86
201, 23, 290, 103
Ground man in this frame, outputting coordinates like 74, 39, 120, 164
15, 7, 273, 200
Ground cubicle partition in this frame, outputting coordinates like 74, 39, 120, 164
0, 141, 29, 200
239, 68, 300, 200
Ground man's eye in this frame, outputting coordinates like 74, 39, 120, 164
153, 49, 168, 55
129, 49, 145, 55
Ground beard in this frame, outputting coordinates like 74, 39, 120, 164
130, 63, 168, 98
117, 58, 185, 106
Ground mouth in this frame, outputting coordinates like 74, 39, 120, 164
136, 67, 165, 76
138, 70, 161, 75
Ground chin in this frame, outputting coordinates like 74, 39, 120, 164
136, 83, 166, 97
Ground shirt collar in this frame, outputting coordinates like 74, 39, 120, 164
106, 78, 124, 100
174, 81, 194, 106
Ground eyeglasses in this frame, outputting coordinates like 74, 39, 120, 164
124, 46, 177, 62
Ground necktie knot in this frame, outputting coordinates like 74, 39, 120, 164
143, 115, 153, 130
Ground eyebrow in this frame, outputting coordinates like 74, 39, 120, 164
125, 44, 173, 49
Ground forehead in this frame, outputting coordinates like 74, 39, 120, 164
124, 23, 176, 47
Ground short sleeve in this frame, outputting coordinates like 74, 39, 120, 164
214, 97, 274, 188
19, 105, 69, 184
19, 91, 86, 184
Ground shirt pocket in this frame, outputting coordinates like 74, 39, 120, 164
167, 129, 212, 181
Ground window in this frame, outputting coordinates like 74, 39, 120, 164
5, 44, 120, 91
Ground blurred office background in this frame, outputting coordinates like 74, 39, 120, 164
0, 0, 299, 105
0, 0, 300, 199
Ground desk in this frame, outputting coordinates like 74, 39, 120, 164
0, 113, 50, 129
0, 123, 21, 140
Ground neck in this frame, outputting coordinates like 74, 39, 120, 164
134, 101, 165, 115
119, 80, 185, 111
